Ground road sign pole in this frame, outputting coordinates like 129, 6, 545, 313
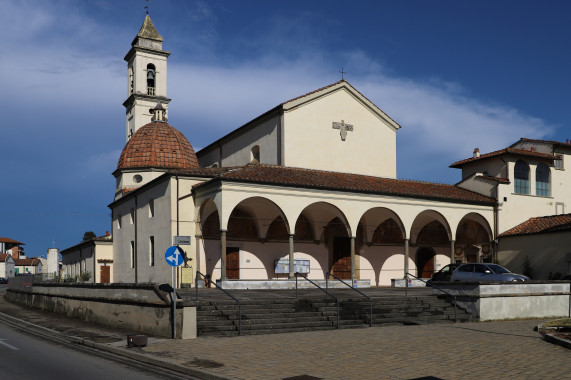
164, 245, 184, 340
173, 265, 177, 339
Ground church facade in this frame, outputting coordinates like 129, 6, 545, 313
106, 15, 570, 287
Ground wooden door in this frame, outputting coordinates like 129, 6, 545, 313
100, 265, 110, 283
416, 248, 435, 278
226, 247, 240, 280
331, 237, 351, 279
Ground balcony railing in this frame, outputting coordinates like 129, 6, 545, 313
147, 87, 155, 96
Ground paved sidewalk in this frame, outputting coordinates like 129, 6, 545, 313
1, 290, 569, 379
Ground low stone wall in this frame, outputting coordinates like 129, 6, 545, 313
432, 281, 571, 320
5, 283, 196, 339
218, 278, 371, 290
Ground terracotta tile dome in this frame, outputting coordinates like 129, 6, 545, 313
117, 121, 199, 170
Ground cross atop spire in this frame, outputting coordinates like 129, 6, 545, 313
339, 67, 347, 80
145, 0, 150, 15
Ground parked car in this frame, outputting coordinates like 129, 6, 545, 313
426, 263, 459, 286
451, 263, 530, 282
0, 277, 7, 284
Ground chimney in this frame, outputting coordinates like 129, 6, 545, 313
106, 231, 110, 236
530, 147, 534, 152
567, 139, 569, 144
473, 148, 480, 158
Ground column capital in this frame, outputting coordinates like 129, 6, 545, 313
220, 229, 228, 233
195, 234, 202, 239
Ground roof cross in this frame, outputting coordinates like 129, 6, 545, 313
339, 67, 347, 80
145, 0, 150, 15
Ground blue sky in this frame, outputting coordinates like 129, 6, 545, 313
1, 0, 570, 258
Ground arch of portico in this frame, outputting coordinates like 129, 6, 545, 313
193, 184, 495, 286
455, 213, 494, 264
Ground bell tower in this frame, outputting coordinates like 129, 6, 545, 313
123, 14, 171, 141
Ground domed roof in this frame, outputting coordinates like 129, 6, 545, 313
117, 121, 199, 171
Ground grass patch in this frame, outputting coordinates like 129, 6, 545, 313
542, 319, 571, 328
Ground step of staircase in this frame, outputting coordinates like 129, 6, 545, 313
195, 293, 477, 337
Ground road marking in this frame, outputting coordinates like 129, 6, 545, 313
0, 339, 19, 350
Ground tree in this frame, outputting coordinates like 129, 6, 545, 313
82, 231, 96, 241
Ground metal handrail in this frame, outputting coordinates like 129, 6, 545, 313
195, 271, 241, 336
295, 273, 339, 329
326, 273, 372, 327
405, 272, 457, 321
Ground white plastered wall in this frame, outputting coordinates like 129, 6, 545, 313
283, 87, 397, 178
197, 114, 281, 168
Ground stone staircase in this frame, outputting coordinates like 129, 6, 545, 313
194, 294, 475, 337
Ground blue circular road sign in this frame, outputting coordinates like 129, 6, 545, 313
164, 245, 185, 267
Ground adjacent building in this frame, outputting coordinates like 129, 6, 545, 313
60, 233, 113, 283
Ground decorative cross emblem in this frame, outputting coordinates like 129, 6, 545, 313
332, 120, 354, 141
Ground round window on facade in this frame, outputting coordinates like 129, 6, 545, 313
133, 174, 143, 183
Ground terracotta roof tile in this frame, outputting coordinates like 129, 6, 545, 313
513, 138, 571, 149
117, 121, 199, 171
450, 148, 559, 168
194, 165, 495, 205
500, 214, 571, 237
0, 237, 24, 245
14, 258, 41, 266
0, 253, 11, 262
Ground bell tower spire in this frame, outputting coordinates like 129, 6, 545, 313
123, 13, 171, 141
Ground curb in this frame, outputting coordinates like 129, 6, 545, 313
537, 322, 571, 350
0, 310, 236, 380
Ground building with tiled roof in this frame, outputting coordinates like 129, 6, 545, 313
498, 214, 571, 280
98, 13, 571, 287
61, 232, 113, 283
0, 237, 25, 259
14, 257, 42, 276
453, 139, 571, 235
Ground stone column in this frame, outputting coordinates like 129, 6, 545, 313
220, 229, 227, 281
404, 238, 410, 277
450, 239, 455, 264
288, 234, 295, 279
350, 236, 356, 280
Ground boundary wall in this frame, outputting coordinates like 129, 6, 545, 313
5, 281, 196, 339
432, 282, 571, 320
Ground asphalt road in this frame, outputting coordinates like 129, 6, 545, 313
0, 317, 188, 380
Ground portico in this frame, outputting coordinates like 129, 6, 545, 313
193, 165, 495, 287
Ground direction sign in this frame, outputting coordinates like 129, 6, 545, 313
164, 245, 185, 267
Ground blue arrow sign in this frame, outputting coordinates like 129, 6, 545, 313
164, 245, 185, 267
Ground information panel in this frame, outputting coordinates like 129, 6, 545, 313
274, 258, 310, 274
